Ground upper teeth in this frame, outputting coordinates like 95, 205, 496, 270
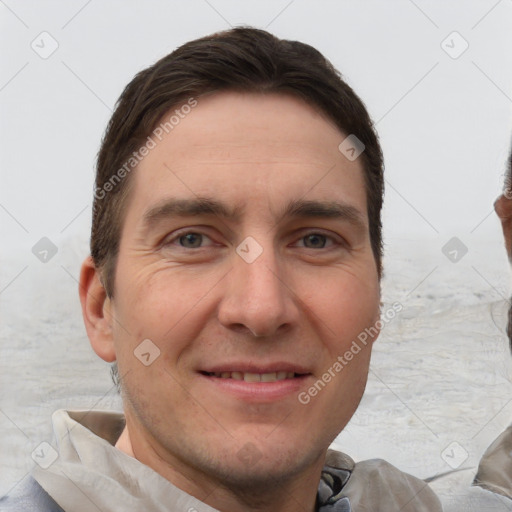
212, 371, 295, 382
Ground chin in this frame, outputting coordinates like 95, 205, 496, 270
211, 445, 324, 491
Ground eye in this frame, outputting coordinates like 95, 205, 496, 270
302, 233, 329, 249
290, 230, 347, 253
178, 232, 204, 248
159, 228, 225, 261
163, 230, 215, 250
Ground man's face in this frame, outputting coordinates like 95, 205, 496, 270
495, 184, 512, 261
495, 178, 512, 346
107, 92, 380, 488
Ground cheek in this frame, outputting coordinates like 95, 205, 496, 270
112, 266, 219, 359
307, 278, 378, 421
503, 220, 512, 256
307, 273, 380, 347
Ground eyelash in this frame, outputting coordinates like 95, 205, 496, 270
162, 229, 345, 250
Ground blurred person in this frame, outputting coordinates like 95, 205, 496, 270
0, 28, 441, 512
472, 152, 512, 501
429, 150, 512, 511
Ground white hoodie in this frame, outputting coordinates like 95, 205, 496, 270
16, 410, 443, 511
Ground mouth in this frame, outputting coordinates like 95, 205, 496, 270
200, 371, 304, 382
197, 366, 311, 402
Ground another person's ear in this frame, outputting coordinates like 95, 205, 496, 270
495, 194, 512, 259
79, 256, 116, 362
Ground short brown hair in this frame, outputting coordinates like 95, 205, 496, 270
91, 27, 384, 297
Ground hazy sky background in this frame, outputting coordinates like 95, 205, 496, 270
1, 0, 512, 263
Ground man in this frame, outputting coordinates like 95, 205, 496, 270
471, 157, 512, 502
0, 28, 441, 511
429, 155, 512, 511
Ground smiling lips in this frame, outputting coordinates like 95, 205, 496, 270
199, 367, 311, 401
204, 371, 299, 382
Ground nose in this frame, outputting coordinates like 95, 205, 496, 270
217, 244, 299, 338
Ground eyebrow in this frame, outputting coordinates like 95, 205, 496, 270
280, 199, 366, 230
143, 197, 241, 228
142, 197, 366, 231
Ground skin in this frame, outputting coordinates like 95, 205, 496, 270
495, 189, 512, 261
80, 91, 381, 512
495, 177, 512, 347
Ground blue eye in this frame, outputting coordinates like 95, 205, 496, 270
302, 234, 328, 249
178, 233, 203, 248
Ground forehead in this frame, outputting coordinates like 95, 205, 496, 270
129, 91, 367, 218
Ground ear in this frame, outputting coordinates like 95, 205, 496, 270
495, 195, 512, 260
79, 256, 116, 362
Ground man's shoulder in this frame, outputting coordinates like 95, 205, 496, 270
350, 458, 443, 511
423, 426, 512, 512
474, 424, 512, 500
0, 475, 64, 512
325, 450, 443, 511
428, 467, 512, 511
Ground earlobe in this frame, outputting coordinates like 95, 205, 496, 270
79, 256, 116, 363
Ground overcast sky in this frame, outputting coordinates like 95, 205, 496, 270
1, 0, 512, 263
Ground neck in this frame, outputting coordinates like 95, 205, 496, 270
115, 421, 323, 512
